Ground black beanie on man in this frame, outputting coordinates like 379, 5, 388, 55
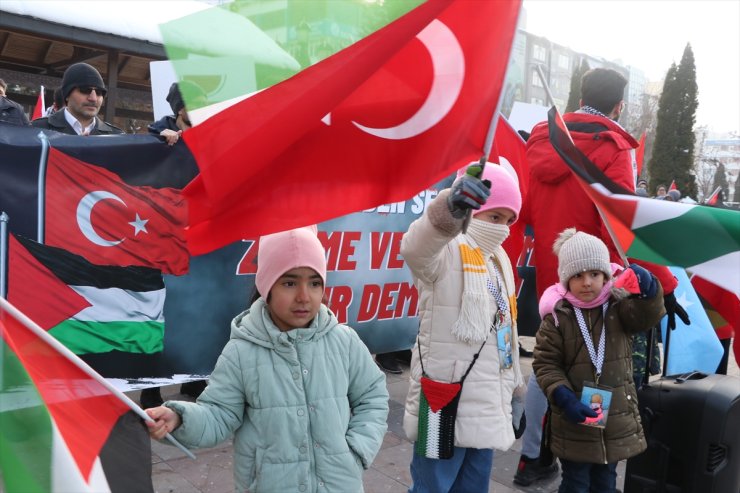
62, 63, 106, 101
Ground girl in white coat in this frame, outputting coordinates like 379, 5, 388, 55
401, 163, 526, 493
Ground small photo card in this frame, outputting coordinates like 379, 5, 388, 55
497, 324, 513, 370
579, 382, 612, 428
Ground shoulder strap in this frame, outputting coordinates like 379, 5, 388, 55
418, 328, 491, 384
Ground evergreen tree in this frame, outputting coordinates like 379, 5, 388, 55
648, 63, 678, 194
647, 44, 699, 198
712, 162, 729, 198
565, 59, 590, 113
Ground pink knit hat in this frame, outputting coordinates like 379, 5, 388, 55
458, 161, 522, 221
255, 226, 327, 298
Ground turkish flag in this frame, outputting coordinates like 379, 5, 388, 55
45, 147, 189, 275
691, 275, 740, 329
32, 86, 45, 120
7, 234, 90, 330
706, 186, 722, 205
183, 0, 522, 254
492, 115, 529, 284
635, 132, 646, 177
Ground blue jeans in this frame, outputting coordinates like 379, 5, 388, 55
409, 446, 493, 493
558, 459, 617, 493
521, 373, 549, 459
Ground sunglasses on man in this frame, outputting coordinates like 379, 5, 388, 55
76, 86, 107, 97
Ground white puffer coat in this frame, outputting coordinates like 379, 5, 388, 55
401, 189, 525, 450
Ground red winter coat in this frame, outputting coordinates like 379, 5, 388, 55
521, 112, 677, 297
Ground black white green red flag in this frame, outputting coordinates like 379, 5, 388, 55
546, 106, 740, 295
0, 297, 153, 493
8, 234, 166, 357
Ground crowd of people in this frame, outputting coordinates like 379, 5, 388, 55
3, 61, 734, 493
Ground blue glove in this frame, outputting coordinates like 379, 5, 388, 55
552, 385, 598, 424
447, 174, 491, 219
628, 264, 657, 298
664, 292, 690, 330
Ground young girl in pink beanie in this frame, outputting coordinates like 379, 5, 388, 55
146, 226, 388, 492
401, 161, 526, 492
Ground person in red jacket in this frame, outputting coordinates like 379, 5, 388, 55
513, 67, 688, 487
523, 68, 677, 297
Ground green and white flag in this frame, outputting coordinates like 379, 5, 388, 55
159, 0, 423, 121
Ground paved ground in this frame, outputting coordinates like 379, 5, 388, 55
130, 336, 740, 493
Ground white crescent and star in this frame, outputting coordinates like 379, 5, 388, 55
322, 19, 465, 140
76, 191, 149, 247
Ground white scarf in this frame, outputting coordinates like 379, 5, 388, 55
451, 219, 511, 343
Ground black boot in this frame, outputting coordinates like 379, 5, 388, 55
180, 380, 207, 398
518, 342, 534, 358
513, 455, 559, 486
375, 353, 402, 374
139, 387, 164, 409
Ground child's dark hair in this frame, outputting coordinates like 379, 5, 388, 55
250, 287, 262, 305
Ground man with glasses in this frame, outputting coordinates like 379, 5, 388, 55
32, 62, 123, 135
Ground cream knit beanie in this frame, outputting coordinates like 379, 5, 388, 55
553, 228, 611, 285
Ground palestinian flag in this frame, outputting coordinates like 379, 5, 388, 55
0, 297, 153, 493
546, 107, 740, 296
415, 377, 462, 460
8, 234, 165, 377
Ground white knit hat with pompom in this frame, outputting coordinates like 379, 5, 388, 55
553, 228, 611, 285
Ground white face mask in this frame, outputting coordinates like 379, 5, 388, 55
467, 219, 510, 254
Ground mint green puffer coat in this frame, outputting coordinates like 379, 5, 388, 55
166, 299, 389, 493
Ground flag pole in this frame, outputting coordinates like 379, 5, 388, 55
36, 131, 50, 244
535, 64, 630, 267
462, 3, 523, 235
481, 4, 523, 161
0, 297, 197, 460
0, 212, 7, 298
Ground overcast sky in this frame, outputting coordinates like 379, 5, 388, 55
522, 0, 740, 134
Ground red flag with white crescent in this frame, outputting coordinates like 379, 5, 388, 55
183, 0, 522, 254
44, 148, 189, 275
